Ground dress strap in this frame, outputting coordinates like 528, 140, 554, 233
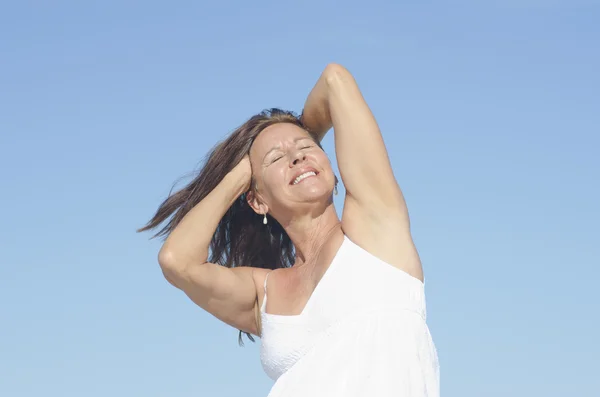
263, 271, 272, 294
261, 271, 272, 310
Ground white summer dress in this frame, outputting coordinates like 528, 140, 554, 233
260, 234, 440, 397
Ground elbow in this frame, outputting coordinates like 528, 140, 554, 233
158, 247, 185, 278
323, 63, 353, 86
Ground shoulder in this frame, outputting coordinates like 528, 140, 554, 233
246, 266, 271, 288
246, 267, 275, 305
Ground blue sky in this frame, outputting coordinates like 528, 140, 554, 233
1, 1, 598, 396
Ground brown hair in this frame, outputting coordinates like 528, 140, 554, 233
138, 108, 321, 344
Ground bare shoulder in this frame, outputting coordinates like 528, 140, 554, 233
233, 265, 270, 279
221, 266, 270, 336
341, 197, 423, 282
246, 267, 271, 299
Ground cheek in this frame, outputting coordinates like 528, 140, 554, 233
313, 152, 332, 170
262, 165, 287, 193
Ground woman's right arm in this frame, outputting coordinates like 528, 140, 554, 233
158, 157, 264, 336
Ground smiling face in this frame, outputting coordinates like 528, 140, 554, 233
248, 122, 336, 219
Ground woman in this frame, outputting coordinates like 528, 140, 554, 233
140, 64, 440, 396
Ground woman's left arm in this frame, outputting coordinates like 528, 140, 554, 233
302, 64, 422, 280
303, 63, 407, 219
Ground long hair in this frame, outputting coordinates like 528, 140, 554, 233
138, 108, 321, 344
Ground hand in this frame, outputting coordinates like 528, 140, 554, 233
233, 155, 252, 193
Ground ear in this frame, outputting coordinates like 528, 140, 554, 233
246, 190, 269, 216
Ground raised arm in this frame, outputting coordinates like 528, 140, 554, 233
302, 64, 423, 281
158, 157, 265, 336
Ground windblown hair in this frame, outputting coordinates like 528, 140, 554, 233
138, 108, 322, 344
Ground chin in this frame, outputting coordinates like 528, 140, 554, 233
293, 185, 333, 203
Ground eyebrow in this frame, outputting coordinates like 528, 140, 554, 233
263, 136, 313, 161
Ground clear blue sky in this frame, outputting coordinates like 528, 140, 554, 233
1, 1, 598, 396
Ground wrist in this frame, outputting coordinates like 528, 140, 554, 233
227, 164, 251, 193
301, 110, 331, 141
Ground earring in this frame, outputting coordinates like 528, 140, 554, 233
263, 213, 268, 225
334, 184, 338, 196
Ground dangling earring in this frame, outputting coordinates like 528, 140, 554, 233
263, 213, 268, 225
334, 183, 338, 196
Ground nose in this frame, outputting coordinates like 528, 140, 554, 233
290, 149, 306, 166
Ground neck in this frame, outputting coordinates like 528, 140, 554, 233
280, 203, 342, 266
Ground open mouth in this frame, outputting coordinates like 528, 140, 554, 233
291, 170, 319, 185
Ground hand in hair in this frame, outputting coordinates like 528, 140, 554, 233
235, 154, 252, 193
139, 109, 323, 342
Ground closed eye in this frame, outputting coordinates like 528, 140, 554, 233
268, 144, 312, 165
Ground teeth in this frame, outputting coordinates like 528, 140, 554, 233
293, 171, 316, 185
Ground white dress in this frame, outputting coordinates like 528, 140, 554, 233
260, 234, 440, 396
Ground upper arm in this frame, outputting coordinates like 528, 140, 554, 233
161, 258, 264, 336
325, 64, 407, 216
325, 64, 423, 280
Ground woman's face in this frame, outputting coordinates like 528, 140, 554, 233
249, 123, 335, 216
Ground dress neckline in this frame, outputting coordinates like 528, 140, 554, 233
261, 235, 348, 320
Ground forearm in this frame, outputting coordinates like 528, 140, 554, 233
302, 65, 335, 141
302, 63, 353, 141
159, 166, 249, 268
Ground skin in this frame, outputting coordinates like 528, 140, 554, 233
158, 64, 423, 337
247, 124, 339, 261
246, 124, 344, 317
